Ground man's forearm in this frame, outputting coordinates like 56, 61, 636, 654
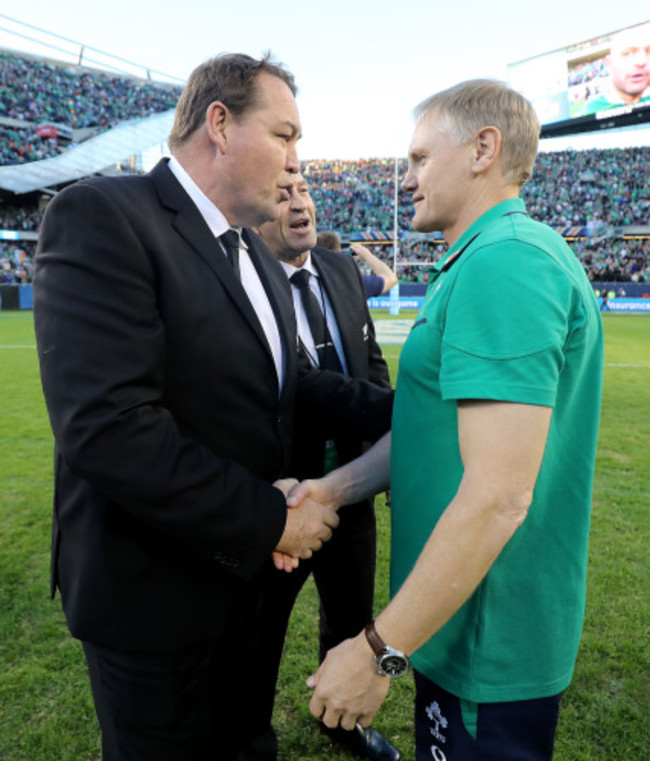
373, 478, 524, 656
288, 432, 391, 511
373, 400, 552, 655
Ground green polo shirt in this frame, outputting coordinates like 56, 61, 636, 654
390, 198, 603, 702
576, 91, 650, 116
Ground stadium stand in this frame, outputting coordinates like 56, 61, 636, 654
300, 153, 649, 285
0, 50, 180, 134
0, 124, 66, 164
0, 47, 648, 290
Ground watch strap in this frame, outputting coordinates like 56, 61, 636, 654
364, 620, 389, 657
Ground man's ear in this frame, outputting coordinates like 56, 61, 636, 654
472, 126, 501, 174
206, 101, 229, 153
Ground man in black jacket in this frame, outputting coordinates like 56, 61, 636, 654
242, 174, 400, 761
33, 54, 392, 761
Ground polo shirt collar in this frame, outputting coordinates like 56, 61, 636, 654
433, 197, 527, 275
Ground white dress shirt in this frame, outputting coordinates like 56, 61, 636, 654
167, 157, 285, 389
280, 253, 349, 376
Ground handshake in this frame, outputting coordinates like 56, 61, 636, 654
271, 431, 391, 572
271, 476, 341, 573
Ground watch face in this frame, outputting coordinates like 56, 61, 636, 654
378, 652, 409, 677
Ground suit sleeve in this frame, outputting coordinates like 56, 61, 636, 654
295, 254, 393, 442
295, 354, 393, 443
34, 182, 286, 579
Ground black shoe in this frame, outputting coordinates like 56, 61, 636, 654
322, 724, 402, 761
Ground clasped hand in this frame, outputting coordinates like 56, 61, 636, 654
272, 478, 339, 572
272, 479, 391, 728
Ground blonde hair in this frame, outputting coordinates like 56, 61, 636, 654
415, 79, 540, 186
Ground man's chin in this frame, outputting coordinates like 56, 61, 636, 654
412, 218, 436, 234
279, 250, 307, 264
283, 225, 315, 249
255, 203, 282, 227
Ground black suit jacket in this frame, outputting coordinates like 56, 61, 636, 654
33, 159, 392, 652
291, 247, 391, 478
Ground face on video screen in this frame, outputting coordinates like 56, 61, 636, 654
606, 26, 650, 101
509, 21, 650, 126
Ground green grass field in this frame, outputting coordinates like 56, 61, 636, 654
1, 310, 648, 760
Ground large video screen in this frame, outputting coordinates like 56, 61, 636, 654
508, 21, 650, 127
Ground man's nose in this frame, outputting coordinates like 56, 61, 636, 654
286, 142, 300, 173
401, 169, 416, 192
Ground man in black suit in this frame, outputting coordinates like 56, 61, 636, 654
242, 174, 401, 761
33, 54, 392, 761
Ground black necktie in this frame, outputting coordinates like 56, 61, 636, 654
290, 269, 343, 373
219, 229, 241, 280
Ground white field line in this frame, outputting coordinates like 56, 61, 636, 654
605, 363, 650, 368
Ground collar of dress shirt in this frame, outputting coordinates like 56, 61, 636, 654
167, 156, 246, 247
280, 251, 318, 280
166, 158, 283, 389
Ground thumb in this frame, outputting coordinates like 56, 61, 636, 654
287, 479, 313, 507
306, 660, 324, 690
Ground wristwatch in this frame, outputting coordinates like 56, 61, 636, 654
364, 621, 410, 678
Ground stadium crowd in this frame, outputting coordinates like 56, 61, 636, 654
0, 49, 647, 285
0, 241, 34, 283
299, 149, 650, 284
522, 147, 650, 227
301, 147, 650, 232
0, 126, 67, 164
0, 50, 181, 165
2, 147, 648, 284
369, 236, 650, 285
0, 200, 43, 231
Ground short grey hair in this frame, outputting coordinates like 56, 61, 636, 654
415, 79, 540, 186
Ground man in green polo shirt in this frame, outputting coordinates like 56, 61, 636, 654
576, 23, 650, 116
291, 79, 603, 760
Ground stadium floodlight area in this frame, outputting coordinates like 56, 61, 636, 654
508, 20, 650, 139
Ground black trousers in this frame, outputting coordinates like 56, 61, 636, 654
241, 500, 376, 756
82, 586, 261, 761
414, 671, 563, 761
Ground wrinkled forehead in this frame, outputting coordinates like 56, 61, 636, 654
408, 109, 445, 153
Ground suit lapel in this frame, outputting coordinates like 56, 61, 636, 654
244, 230, 298, 404
149, 160, 279, 362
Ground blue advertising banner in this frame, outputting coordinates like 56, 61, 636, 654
368, 296, 650, 313
368, 296, 424, 310
598, 298, 650, 313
